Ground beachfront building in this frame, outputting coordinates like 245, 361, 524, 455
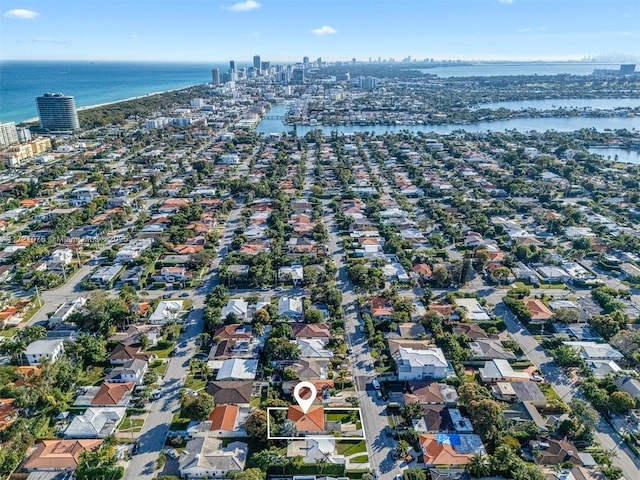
36, 93, 80, 131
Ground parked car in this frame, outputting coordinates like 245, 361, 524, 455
164, 448, 179, 459
372, 379, 381, 390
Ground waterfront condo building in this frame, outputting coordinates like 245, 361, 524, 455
0, 122, 19, 148
36, 93, 80, 131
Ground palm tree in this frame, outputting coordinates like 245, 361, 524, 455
337, 368, 349, 389
467, 452, 490, 478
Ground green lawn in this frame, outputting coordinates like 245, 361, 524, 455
336, 441, 367, 456
120, 417, 145, 433
184, 375, 207, 392
0, 326, 19, 338
148, 341, 176, 359
150, 360, 168, 376
326, 413, 350, 422
170, 412, 189, 431
345, 471, 370, 480
350, 455, 369, 464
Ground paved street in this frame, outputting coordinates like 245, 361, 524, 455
324, 200, 401, 480
123, 205, 242, 480
490, 295, 640, 479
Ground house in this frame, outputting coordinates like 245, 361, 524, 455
90, 264, 124, 287
404, 381, 459, 406
530, 437, 583, 466
588, 360, 622, 379
0, 398, 18, 431
614, 376, 640, 399
23, 439, 102, 472
287, 437, 345, 464
85, 382, 135, 407
454, 298, 490, 321
296, 339, 333, 358
369, 296, 394, 320
288, 358, 330, 380
63, 408, 126, 439
25, 339, 64, 366
291, 323, 331, 339
491, 381, 547, 407
412, 405, 453, 433
469, 339, 517, 361
220, 299, 249, 322
279, 265, 304, 285
396, 347, 449, 381
104, 358, 148, 385
149, 300, 183, 324
419, 433, 484, 467
524, 298, 554, 323
393, 323, 427, 339
213, 324, 253, 341
179, 437, 248, 479
278, 296, 303, 319
287, 405, 325, 433
216, 358, 258, 380
48, 297, 86, 325
479, 359, 530, 383
208, 339, 259, 360
503, 401, 548, 432
151, 266, 192, 283
108, 343, 153, 365
206, 381, 254, 407
564, 341, 624, 361
49, 248, 73, 266
453, 323, 489, 339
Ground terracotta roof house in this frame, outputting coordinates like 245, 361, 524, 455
524, 298, 554, 322
287, 405, 325, 433
206, 381, 253, 406
24, 439, 102, 471
213, 324, 252, 341
282, 379, 334, 401
0, 398, 18, 431
404, 381, 459, 406
531, 437, 583, 466
428, 304, 455, 318
413, 263, 433, 278
90, 382, 135, 407
369, 297, 393, 319
291, 323, 331, 339
419, 434, 481, 467
9, 366, 42, 387
209, 404, 239, 434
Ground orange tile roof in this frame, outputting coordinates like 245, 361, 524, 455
524, 298, 554, 320
0, 398, 18, 430
413, 263, 433, 276
419, 434, 473, 466
287, 405, 325, 432
209, 404, 239, 431
370, 297, 393, 317
91, 382, 135, 406
173, 245, 204, 254
24, 439, 102, 470
428, 304, 454, 317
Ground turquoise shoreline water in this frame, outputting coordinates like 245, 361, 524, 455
0, 61, 230, 123
1, 61, 630, 124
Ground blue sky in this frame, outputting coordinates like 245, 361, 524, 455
2, 0, 638, 62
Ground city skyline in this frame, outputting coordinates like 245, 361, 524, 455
1, 0, 639, 62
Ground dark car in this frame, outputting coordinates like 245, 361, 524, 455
132, 442, 140, 455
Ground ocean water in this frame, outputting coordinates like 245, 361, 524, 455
418, 62, 622, 77
0, 61, 231, 123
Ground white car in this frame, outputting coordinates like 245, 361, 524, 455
164, 448, 179, 459
372, 379, 381, 390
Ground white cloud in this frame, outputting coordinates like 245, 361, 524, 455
4, 8, 40, 19
498, 0, 514, 4
310, 25, 338, 36
225, 1, 261, 12
32, 37, 68, 45
519, 27, 532, 33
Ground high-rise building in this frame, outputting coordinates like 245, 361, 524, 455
17, 127, 32, 143
36, 93, 80, 131
253, 55, 261, 71
316, 57, 322, 67
303, 56, 310, 65
229, 60, 236, 72
291, 69, 305, 85
211, 68, 220, 86
260, 61, 270, 73
0, 122, 19, 148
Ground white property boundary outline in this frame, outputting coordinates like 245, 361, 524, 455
266, 407, 366, 440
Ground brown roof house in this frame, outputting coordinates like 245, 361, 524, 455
530, 437, 583, 466
206, 381, 254, 406
24, 439, 102, 472
108, 342, 153, 365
